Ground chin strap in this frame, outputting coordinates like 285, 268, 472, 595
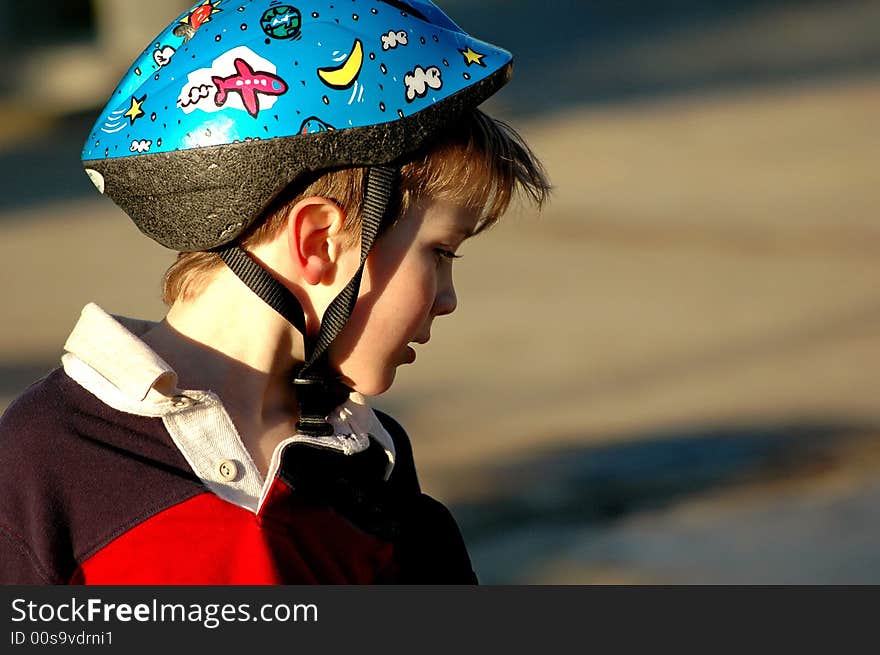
218, 166, 398, 436
217, 245, 307, 334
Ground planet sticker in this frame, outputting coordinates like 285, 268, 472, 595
299, 116, 334, 134
260, 5, 302, 40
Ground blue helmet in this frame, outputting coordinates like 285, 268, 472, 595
82, 0, 513, 251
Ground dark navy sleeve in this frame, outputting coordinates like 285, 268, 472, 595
374, 410, 478, 584
0, 369, 201, 585
0, 372, 68, 584
0, 527, 54, 584
395, 493, 479, 584
375, 410, 421, 495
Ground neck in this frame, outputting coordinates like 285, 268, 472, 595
142, 266, 307, 473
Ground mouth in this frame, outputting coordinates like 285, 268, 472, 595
404, 335, 430, 364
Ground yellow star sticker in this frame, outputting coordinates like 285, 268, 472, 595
460, 47, 487, 67
124, 94, 147, 125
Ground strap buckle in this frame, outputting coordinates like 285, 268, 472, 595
293, 375, 352, 437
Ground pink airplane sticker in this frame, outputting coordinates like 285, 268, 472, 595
178, 46, 287, 119
212, 58, 288, 118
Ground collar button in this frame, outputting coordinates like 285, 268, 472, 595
171, 395, 193, 408
218, 459, 239, 482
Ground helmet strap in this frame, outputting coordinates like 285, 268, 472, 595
217, 245, 307, 334
217, 165, 398, 436
299, 165, 397, 374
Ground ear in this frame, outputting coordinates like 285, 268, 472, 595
286, 197, 347, 286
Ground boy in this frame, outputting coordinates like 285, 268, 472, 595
0, 0, 548, 584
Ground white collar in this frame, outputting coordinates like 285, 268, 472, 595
61, 303, 396, 512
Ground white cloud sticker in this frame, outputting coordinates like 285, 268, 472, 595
381, 30, 408, 51
153, 46, 176, 67
130, 139, 152, 153
179, 84, 213, 110
404, 65, 442, 102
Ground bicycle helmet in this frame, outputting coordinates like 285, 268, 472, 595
82, 0, 514, 434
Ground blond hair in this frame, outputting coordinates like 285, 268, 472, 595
162, 109, 550, 305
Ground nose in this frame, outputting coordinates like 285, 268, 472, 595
432, 276, 458, 317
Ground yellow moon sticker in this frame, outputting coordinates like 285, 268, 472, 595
318, 39, 364, 90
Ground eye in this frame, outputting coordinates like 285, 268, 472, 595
434, 248, 462, 261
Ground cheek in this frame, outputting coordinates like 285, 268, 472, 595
394, 259, 437, 320
369, 242, 434, 301
327, 313, 399, 396
367, 259, 436, 339
322, 201, 477, 393
326, 255, 434, 389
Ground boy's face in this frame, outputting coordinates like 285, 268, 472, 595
328, 199, 479, 395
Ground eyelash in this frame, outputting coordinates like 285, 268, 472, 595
435, 248, 462, 260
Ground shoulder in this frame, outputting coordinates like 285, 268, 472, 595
373, 410, 414, 466
371, 411, 478, 583
0, 369, 80, 583
0, 368, 199, 584
0, 367, 150, 471
1, 366, 183, 467
374, 409, 421, 495
0, 368, 76, 463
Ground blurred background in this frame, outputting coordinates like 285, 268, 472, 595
1, 0, 879, 583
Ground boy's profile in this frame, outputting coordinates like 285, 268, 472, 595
0, 0, 548, 584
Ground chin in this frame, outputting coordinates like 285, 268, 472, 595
348, 368, 396, 397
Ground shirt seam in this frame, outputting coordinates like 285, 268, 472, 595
73, 487, 207, 567
0, 520, 58, 584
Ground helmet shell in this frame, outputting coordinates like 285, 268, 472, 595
82, 0, 513, 250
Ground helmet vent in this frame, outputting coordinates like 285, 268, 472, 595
377, 0, 430, 23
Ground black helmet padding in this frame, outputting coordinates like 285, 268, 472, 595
83, 65, 511, 252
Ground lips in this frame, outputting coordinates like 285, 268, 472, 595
404, 335, 429, 363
